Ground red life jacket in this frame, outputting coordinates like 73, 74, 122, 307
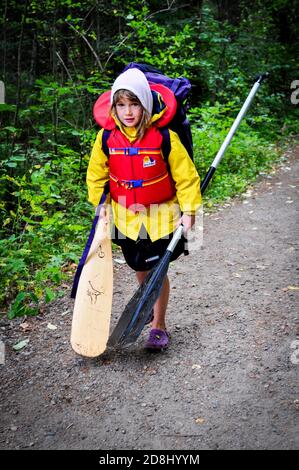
107, 126, 176, 211
93, 84, 177, 212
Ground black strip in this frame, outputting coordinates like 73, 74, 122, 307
200, 166, 216, 195
159, 127, 171, 164
102, 128, 111, 159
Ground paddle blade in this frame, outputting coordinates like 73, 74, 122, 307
108, 249, 172, 347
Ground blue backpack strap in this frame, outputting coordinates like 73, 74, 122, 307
102, 128, 111, 158
159, 127, 171, 164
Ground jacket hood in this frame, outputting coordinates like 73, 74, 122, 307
93, 83, 177, 131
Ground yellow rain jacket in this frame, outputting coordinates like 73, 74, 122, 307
87, 121, 202, 242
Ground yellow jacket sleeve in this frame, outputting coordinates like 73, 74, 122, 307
167, 130, 202, 214
86, 129, 110, 207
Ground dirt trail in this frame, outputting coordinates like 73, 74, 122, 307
0, 145, 298, 450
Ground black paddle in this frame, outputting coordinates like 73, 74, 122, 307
108, 226, 184, 347
108, 73, 269, 347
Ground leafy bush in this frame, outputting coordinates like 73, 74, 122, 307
1, 0, 298, 318
190, 103, 285, 204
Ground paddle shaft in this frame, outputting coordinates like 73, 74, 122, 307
200, 74, 268, 194
168, 74, 268, 251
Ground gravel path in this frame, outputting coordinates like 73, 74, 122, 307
0, 145, 298, 450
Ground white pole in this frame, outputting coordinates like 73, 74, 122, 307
211, 80, 262, 169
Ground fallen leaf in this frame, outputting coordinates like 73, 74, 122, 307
195, 417, 205, 424
61, 310, 70, 317
282, 286, 299, 292
293, 400, 299, 410
114, 258, 126, 264
13, 339, 29, 351
20, 322, 32, 332
47, 323, 57, 330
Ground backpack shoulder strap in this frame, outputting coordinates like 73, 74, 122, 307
102, 128, 111, 158
159, 127, 171, 164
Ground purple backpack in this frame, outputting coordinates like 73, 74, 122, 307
122, 62, 193, 160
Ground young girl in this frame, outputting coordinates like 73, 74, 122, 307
87, 68, 201, 350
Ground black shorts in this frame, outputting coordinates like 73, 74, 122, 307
112, 224, 187, 272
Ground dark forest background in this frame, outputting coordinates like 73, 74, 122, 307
1, 0, 298, 317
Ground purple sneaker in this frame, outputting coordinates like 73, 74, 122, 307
145, 329, 169, 351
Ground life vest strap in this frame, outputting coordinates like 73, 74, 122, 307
110, 172, 169, 189
109, 147, 161, 156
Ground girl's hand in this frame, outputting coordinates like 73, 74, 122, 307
178, 213, 196, 233
99, 205, 107, 218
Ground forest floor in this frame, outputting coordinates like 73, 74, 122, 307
0, 143, 298, 451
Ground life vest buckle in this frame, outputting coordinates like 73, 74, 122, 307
132, 180, 143, 188
124, 148, 139, 156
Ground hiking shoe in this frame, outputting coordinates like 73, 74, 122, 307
145, 328, 169, 351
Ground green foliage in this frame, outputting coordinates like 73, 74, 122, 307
191, 104, 283, 203
7, 292, 39, 320
0, 0, 298, 318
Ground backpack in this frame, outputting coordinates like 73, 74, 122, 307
102, 62, 193, 162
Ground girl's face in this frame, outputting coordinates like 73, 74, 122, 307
115, 95, 143, 128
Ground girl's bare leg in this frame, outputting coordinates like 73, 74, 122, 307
136, 271, 170, 331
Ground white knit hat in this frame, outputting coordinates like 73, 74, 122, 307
111, 68, 153, 115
